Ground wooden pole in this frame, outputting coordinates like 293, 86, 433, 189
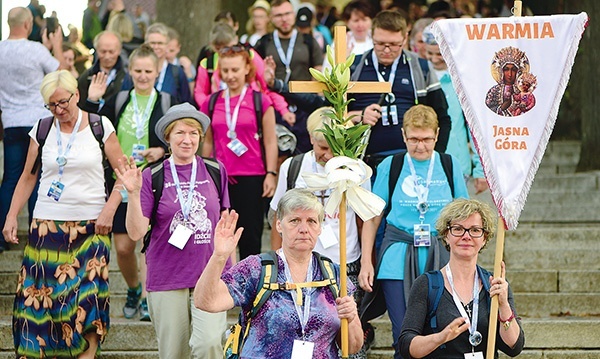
485, 218, 506, 358
334, 25, 349, 359
486, 5, 520, 357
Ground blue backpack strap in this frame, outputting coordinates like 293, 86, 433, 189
439, 153, 455, 198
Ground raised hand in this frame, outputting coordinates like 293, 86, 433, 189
213, 210, 244, 259
87, 72, 109, 102
114, 155, 142, 195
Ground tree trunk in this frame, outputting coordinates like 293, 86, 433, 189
155, 0, 222, 60
573, 0, 600, 171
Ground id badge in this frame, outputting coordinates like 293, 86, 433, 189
168, 224, 193, 250
291, 339, 314, 359
319, 223, 338, 249
413, 223, 431, 247
389, 105, 399, 125
464, 352, 484, 359
227, 138, 248, 157
47, 180, 65, 202
132, 144, 146, 163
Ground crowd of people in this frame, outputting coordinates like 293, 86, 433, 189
0, 0, 527, 358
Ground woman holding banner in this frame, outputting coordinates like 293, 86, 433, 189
399, 198, 524, 358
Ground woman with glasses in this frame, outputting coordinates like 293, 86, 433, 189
358, 104, 469, 359
200, 45, 278, 260
2, 70, 125, 358
399, 198, 524, 358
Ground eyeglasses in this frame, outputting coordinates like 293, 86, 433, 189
373, 41, 403, 51
218, 45, 247, 55
147, 41, 167, 46
45, 94, 74, 111
447, 225, 486, 238
405, 137, 436, 146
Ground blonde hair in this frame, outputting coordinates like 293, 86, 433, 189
210, 23, 237, 49
435, 198, 497, 252
307, 107, 332, 142
129, 44, 159, 71
402, 104, 438, 131
164, 118, 205, 142
40, 70, 78, 103
145, 22, 170, 42
107, 13, 134, 42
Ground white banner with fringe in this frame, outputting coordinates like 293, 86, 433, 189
432, 13, 588, 230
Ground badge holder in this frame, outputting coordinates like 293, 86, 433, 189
413, 202, 431, 247
132, 143, 146, 163
291, 339, 314, 359
47, 180, 65, 202
227, 138, 248, 157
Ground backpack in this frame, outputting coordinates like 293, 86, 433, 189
224, 250, 339, 358
31, 113, 106, 175
386, 151, 455, 215
141, 157, 222, 253
424, 266, 492, 349
115, 90, 172, 119
286, 153, 306, 190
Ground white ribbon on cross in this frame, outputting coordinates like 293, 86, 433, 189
302, 156, 385, 222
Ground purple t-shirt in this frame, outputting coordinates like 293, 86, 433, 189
200, 89, 273, 176
141, 156, 230, 291
222, 253, 355, 358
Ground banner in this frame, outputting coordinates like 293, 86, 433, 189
432, 13, 588, 229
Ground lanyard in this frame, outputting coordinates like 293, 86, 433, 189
446, 265, 480, 347
224, 85, 249, 140
278, 249, 313, 338
156, 60, 168, 91
169, 157, 197, 222
105, 68, 117, 85
131, 88, 156, 141
55, 109, 83, 180
371, 50, 400, 87
406, 153, 436, 221
273, 29, 298, 83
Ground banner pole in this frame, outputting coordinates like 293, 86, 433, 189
486, 4, 520, 356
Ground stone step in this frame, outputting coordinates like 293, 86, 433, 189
529, 172, 600, 192
520, 204, 600, 223
367, 350, 600, 359
525, 190, 600, 205
0, 317, 599, 352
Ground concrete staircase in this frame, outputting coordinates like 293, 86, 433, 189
1, 141, 599, 358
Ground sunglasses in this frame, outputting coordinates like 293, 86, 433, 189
218, 45, 247, 55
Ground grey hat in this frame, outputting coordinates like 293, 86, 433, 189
155, 103, 211, 146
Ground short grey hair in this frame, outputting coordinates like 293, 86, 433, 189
276, 189, 324, 224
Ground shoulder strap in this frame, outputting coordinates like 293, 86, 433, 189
386, 151, 406, 215
207, 50, 215, 74
141, 161, 165, 253
253, 90, 263, 138
171, 64, 180, 95
350, 50, 370, 82
115, 90, 130, 118
313, 252, 339, 299
202, 157, 222, 197
418, 57, 430, 81
439, 153, 455, 198
302, 33, 315, 68
88, 113, 105, 150
250, 251, 279, 318
160, 92, 172, 115
425, 271, 445, 333
208, 90, 222, 119
286, 153, 306, 190
31, 116, 54, 174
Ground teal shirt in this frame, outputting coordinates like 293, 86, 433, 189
375, 152, 469, 280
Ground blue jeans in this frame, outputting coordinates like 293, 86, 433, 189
381, 279, 407, 359
0, 127, 38, 245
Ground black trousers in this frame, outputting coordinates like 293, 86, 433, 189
228, 175, 265, 260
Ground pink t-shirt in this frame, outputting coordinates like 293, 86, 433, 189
201, 90, 273, 176
140, 156, 230, 291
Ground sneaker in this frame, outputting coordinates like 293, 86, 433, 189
140, 297, 151, 322
123, 283, 142, 319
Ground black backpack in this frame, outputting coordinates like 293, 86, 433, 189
141, 157, 222, 253
32, 113, 105, 175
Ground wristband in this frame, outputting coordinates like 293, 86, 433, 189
499, 310, 516, 331
266, 171, 278, 176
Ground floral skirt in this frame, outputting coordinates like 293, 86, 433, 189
13, 219, 110, 358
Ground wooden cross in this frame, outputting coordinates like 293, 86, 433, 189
289, 25, 391, 358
